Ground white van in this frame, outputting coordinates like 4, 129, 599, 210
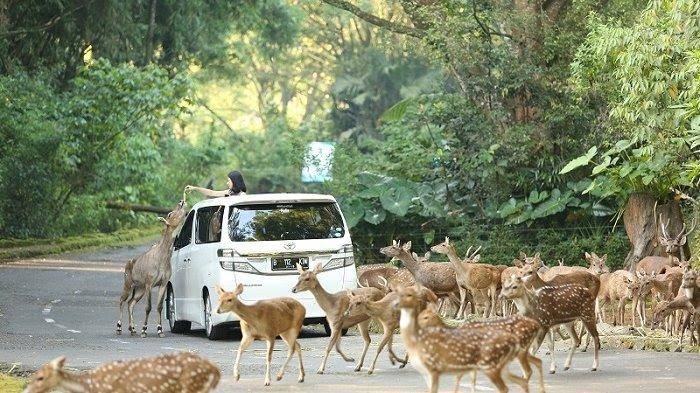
165, 193, 357, 340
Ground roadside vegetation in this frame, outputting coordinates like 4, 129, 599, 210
1, 1, 698, 267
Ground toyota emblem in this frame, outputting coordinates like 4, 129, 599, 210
284, 242, 296, 250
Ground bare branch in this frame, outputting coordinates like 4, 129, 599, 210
321, 0, 425, 38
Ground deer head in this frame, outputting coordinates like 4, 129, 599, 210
23, 356, 67, 393
291, 262, 323, 293
417, 303, 444, 328
411, 251, 431, 263
429, 237, 452, 255
650, 300, 671, 329
584, 252, 610, 275
344, 290, 370, 317
159, 200, 188, 229
658, 213, 697, 259
215, 283, 244, 314
519, 252, 543, 267
380, 240, 411, 258
500, 275, 527, 300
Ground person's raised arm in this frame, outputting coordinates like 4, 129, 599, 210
184, 185, 228, 198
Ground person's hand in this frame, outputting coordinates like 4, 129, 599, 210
184, 185, 194, 193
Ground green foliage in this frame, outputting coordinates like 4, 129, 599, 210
567, 0, 700, 200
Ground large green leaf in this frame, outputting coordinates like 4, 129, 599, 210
560, 146, 598, 174
341, 199, 365, 228
380, 186, 414, 216
379, 97, 416, 123
363, 205, 387, 225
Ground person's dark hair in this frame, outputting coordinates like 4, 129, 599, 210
227, 171, 247, 195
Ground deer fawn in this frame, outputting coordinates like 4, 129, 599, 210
215, 284, 305, 386
597, 270, 642, 326
344, 282, 409, 374
292, 262, 383, 374
501, 275, 600, 374
394, 284, 530, 393
23, 353, 220, 393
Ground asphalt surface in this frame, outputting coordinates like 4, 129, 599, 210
1, 244, 699, 392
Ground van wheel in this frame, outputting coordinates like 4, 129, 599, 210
322, 319, 348, 336
167, 286, 190, 334
204, 293, 227, 340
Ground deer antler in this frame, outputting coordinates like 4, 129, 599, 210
378, 276, 389, 290
464, 246, 473, 259
469, 246, 482, 259
659, 213, 671, 239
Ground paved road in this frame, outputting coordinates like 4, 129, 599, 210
1, 245, 699, 392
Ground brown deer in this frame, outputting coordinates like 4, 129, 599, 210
597, 270, 643, 326
116, 200, 187, 338
417, 305, 546, 393
357, 264, 398, 290
500, 275, 600, 375
658, 213, 697, 263
431, 238, 499, 317
394, 284, 530, 393
344, 284, 409, 374
215, 284, 305, 386
291, 262, 383, 374
380, 240, 467, 318
651, 297, 695, 342
23, 353, 219, 393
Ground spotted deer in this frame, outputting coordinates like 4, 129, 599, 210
23, 353, 220, 393
215, 284, 305, 386
417, 305, 545, 393
380, 240, 468, 318
291, 262, 383, 374
394, 284, 530, 393
357, 264, 398, 290
431, 238, 500, 318
500, 275, 600, 374
344, 283, 409, 374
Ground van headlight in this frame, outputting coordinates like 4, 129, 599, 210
324, 256, 355, 270
220, 260, 260, 274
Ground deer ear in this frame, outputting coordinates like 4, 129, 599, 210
533, 252, 541, 260
584, 252, 591, 259
512, 258, 523, 267
473, 254, 481, 262
392, 239, 398, 247
445, 237, 450, 244
403, 241, 412, 251
314, 262, 324, 273
424, 251, 431, 260
296, 263, 304, 273
49, 356, 67, 371
679, 235, 688, 246
234, 283, 244, 295
412, 252, 420, 260
345, 288, 354, 297
519, 251, 527, 259
214, 285, 225, 297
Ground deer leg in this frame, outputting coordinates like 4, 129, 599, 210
484, 369, 508, 393
128, 286, 146, 335
527, 352, 545, 393
234, 333, 254, 381
457, 286, 467, 319
116, 285, 131, 335
428, 371, 440, 393
277, 330, 299, 382
548, 327, 556, 374
318, 326, 342, 374
155, 285, 167, 338
264, 338, 274, 386
489, 284, 498, 317
517, 351, 532, 381
333, 328, 354, 363
141, 285, 153, 337
368, 322, 392, 374
563, 323, 580, 371
387, 335, 409, 368
582, 317, 600, 371
354, 319, 371, 372
452, 373, 463, 393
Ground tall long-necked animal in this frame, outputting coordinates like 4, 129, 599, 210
116, 200, 187, 338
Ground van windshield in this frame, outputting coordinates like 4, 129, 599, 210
228, 202, 346, 242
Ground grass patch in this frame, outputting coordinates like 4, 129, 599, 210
0, 225, 161, 261
0, 373, 25, 393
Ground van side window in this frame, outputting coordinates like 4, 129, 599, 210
195, 206, 224, 244
174, 211, 194, 250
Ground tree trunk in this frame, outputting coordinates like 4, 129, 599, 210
145, 0, 157, 64
106, 201, 170, 215
622, 193, 686, 270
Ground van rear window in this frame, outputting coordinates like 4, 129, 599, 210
228, 202, 345, 242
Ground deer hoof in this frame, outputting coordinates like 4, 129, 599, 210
354, 365, 362, 372
367, 369, 374, 375
158, 332, 165, 338
316, 369, 324, 375
564, 366, 570, 371
140, 332, 147, 338
264, 381, 270, 386
234, 373, 240, 381
298, 376, 304, 383
549, 370, 556, 374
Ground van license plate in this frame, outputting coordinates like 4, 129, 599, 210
272, 257, 309, 271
